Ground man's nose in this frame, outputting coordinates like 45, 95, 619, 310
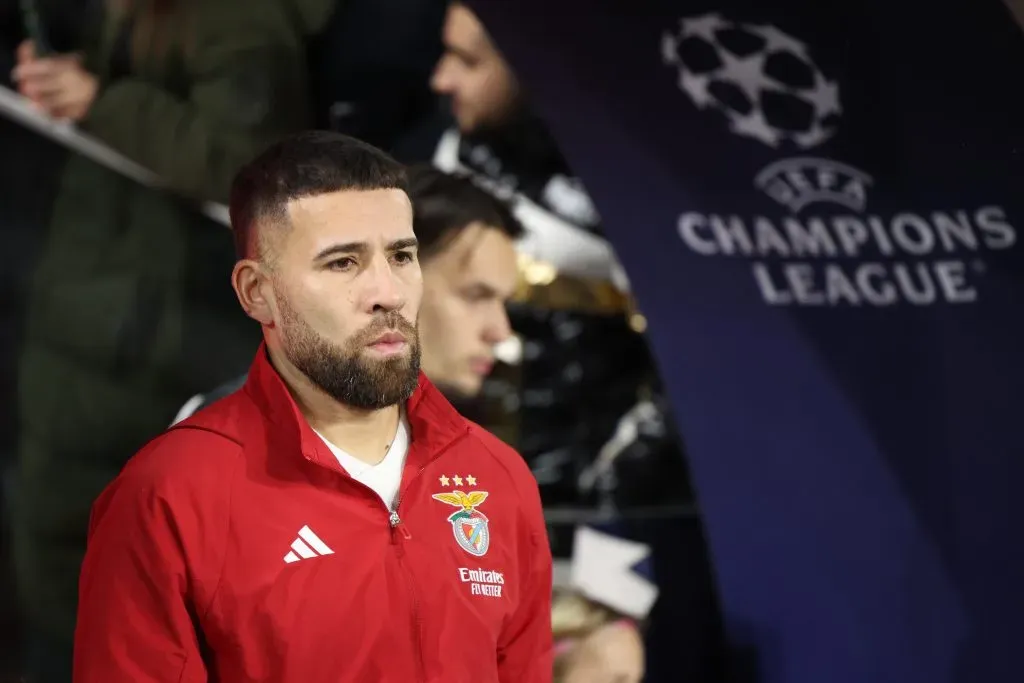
363, 259, 406, 312
431, 58, 454, 94
482, 302, 512, 344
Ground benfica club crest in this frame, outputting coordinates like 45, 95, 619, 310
431, 490, 490, 557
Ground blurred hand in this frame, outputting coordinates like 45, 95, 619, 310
563, 621, 646, 683
12, 40, 98, 121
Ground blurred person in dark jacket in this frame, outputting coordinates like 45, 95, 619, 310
7, 0, 332, 679
173, 164, 524, 423
429, 1, 692, 511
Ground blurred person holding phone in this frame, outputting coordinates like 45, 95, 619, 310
173, 163, 525, 422
7, 0, 332, 680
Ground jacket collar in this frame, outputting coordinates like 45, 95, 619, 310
244, 343, 469, 475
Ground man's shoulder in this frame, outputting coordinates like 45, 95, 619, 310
123, 421, 245, 488
122, 389, 259, 491
87, 414, 250, 564
464, 421, 516, 458
463, 422, 539, 500
91, 425, 245, 533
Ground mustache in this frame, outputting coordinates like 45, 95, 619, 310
355, 312, 417, 343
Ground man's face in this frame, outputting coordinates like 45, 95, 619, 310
259, 189, 423, 410
418, 223, 518, 398
431, 3, 521, 134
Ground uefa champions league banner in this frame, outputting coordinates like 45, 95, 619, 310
466, 0, 1024, 681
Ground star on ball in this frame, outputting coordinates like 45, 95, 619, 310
716, 49, 768, 105
680, 13, 727, 42
726, 108, 782, 147
749, 24, 810, 60
806, 72, 841, 117
679, 71, 714, 109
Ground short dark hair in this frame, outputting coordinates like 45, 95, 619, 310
406, 165, 524, 261
229, 131, 408, 258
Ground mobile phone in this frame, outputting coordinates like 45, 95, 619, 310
20, 0, 54, 56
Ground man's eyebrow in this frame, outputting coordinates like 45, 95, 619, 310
389, 237, 419, 251
314, 242, 366, 260
448, 45, 478, 64
464, 282, 499, 296
314, 238, 418, 261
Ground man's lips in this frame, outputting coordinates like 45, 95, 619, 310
370, 331, 406, 345
469, 358, 494, 376
367, 330, 409, 356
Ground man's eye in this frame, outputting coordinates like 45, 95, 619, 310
392, 251, 416, 265
462, 288, 495, 303
328, 257, 356, 271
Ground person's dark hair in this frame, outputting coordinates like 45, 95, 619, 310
406, 164, 524, 261
230, 131, 408, 259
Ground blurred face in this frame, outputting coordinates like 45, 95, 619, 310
563, 621, 645, 683
431, 3, 521, 134
418, 223, 518, 398
234, 189, 423, 410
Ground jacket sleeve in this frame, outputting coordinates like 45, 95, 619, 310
74, 449, 226, 682
497, 476, 554, 682
81, 2, 311, 203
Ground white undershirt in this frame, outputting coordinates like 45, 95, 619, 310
314, 413, 410, 511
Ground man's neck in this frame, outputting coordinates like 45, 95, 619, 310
268, 345, 401, 466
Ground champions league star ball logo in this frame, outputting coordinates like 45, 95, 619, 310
661, 13, 840, 149
432, 490, 491, 557
662, 13, 1019, 308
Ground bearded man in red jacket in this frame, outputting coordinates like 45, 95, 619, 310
72, 131, 553, 683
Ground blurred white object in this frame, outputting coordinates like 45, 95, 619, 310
492, 334, 523, 366
170, 393, 205, 426
433, 129, 630, 291
571, 526, 658, 620
553, 558, 573, 590
578, 400, 660, 494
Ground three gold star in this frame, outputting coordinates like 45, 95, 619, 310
437, 474, 477, 487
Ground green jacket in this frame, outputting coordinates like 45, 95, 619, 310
11, 0, 333, 642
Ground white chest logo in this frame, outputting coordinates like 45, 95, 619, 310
283, 525, 334, 564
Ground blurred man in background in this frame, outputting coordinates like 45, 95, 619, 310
174, 164, 524, 423
431, 1, 617, 285
410, 166, 521, 398
430, 2, 522, 140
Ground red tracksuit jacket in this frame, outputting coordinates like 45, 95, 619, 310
74, 348, 553, 682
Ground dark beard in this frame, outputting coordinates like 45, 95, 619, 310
280, 301, 421, 410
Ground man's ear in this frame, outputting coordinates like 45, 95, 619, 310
232, 259, 276, 326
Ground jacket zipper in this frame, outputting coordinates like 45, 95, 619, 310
384, 430, 468, 683
389, 509, 424, 682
